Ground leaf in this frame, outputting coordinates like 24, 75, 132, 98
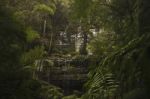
26, 27, 39, 42
33, 4, 55, 15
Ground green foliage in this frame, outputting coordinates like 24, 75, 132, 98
33, 4, 55, 15
40, 81, 63, 99
84, 34, 150, 99
1, 0, 150, 99
88, 31, 117, 56
15, 79, 43, 99
0, 6, 33, 99
0, 4, 63, 99
83, 68, 119, 99
63, 94, 79, 99
7, 0, 57, 39
123, 88, 147, 99
25, 27, 40, 42
71, 0, 93, 19
15, 79, 63, 99
21, 46, 46, 79
21, 46, 45, 65
72, 0, 150, 98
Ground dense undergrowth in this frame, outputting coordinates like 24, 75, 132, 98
0, 0, 150, 99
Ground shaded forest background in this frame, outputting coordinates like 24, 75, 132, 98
0, 0, 150, 99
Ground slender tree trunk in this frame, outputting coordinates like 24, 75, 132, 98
48, 32, 53, 55
43, 20, 47, 37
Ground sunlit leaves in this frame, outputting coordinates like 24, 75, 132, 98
33, 4, 55, 15
25, 27, 40, 42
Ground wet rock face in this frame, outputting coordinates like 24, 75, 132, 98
38, 55, 90, 95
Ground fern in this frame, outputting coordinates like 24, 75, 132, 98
21, 46, 45, 65
83, 34, 150, 99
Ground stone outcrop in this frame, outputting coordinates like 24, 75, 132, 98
38, 55, 90, 95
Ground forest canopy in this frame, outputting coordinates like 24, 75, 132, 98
0, 0, 150, 99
